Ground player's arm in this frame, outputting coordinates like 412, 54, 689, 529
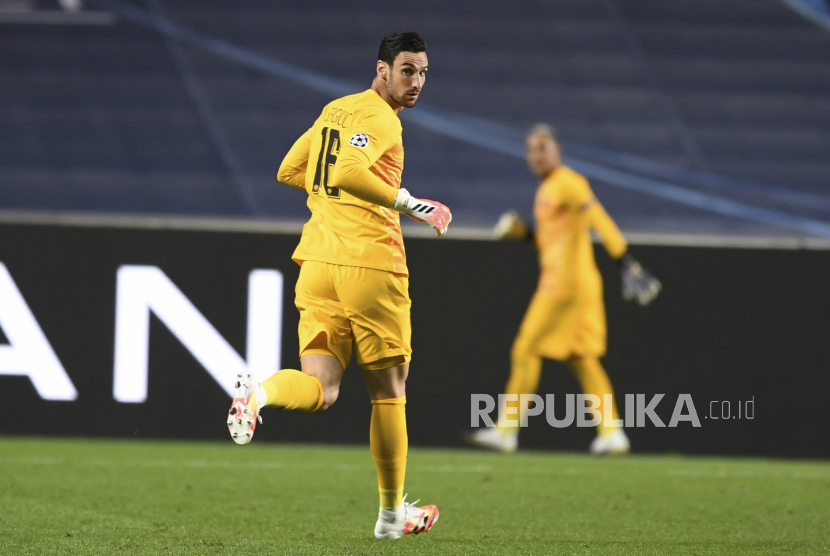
576, 181, 662, 306
331, 151, 398, 206
332, 114, 451, 236
277, 128, 313, 191
333, 160, 451, 236
585, 200, 627, 260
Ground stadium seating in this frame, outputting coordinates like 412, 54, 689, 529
2, 0, 829, 234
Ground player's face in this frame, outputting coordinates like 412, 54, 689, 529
385, 52, 428, 108
525, 133, 561, 178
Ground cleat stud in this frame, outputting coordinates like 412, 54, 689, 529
230, 407, 237, 415
243, 409, 248, 414
237, 419, 242, 425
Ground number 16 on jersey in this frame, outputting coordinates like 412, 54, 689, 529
312, 127, 341, 199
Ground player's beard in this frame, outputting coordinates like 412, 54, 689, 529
388, 82, 419, 108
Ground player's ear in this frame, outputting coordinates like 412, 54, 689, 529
377, 60, 388, 81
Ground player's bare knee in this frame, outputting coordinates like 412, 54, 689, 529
566, 355, 587, 373
362, 360, 408, 400
318, 385, 340, 411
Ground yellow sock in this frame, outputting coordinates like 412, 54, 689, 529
370, 397, 407, 510
261, 370, 323, 412
497, 342, 542, 432
567, 357, 620, 436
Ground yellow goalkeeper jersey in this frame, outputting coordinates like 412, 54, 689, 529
534, 165, 627, 299
279, 89, 407, 275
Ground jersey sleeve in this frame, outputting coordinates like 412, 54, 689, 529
561, 173, 595, 210
330, 110, 400, 207
341, 110, 400, 168
277, 128, 313, 191
564, 173, 628, 259
588, 202, 628, 259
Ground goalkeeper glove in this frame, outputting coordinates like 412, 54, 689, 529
390, 188, 452, 237
619, 254, 661, 306
493, 210, 531, 240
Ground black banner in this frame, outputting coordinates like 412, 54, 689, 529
0, 222, 827, 458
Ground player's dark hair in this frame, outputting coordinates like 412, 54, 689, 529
378, 31, 427, 67
527, 123, 559, 143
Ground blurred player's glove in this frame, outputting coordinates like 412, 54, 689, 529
620, 254, 661, 306
493, 210, 530, 240
390, 188, 452, 237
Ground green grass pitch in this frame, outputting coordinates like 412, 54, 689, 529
0, 437, 827, 555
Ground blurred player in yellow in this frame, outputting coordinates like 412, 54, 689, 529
226, 32, 449, 539
468, 124, 660, 455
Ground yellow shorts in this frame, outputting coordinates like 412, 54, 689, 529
295, 260, 412, 371
514, 289, 607, 361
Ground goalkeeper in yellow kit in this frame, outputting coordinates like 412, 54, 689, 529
225, 32, 450, 539
468, 124, 660, 455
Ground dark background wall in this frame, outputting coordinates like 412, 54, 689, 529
0, 222, 827, 458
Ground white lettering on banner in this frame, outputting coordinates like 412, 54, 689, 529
471, 393, 703, 428
0, 262, 78, 400
669, 394, 701, 427
113, 266, 282, 403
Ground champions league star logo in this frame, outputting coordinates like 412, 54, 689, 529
349, 133, 370, 148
